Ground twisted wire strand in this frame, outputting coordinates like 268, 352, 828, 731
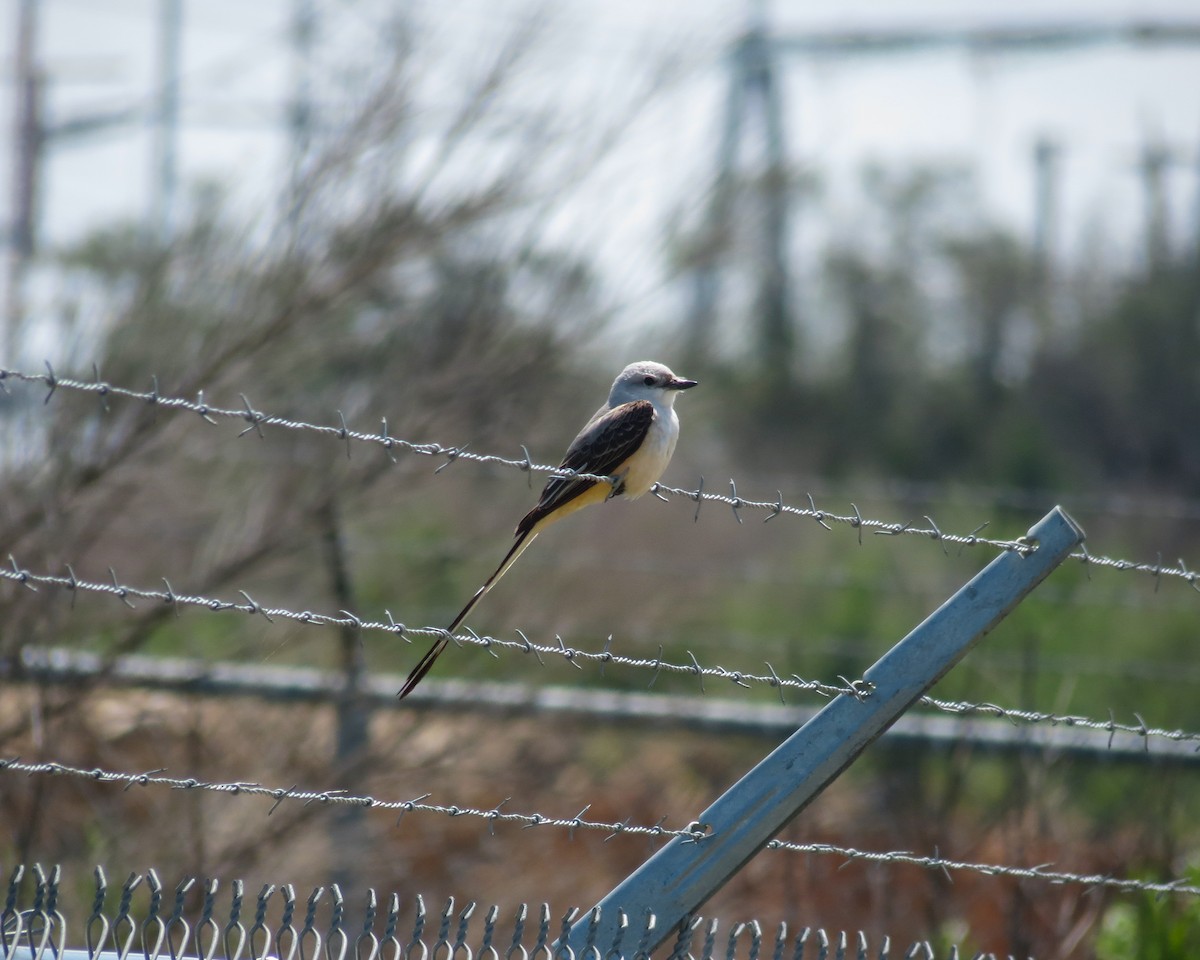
0, 757, 699, 844
765, 839, 1200, 897
0, 560, 857, 700
3, 366, 1198, 592
2, 757, 1198, 898
3, 559, 1198, 749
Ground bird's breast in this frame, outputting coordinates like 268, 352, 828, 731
620, 408, 679, 499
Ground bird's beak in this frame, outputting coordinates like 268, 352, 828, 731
668, 377, 698, 391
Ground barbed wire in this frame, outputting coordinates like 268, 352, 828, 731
3, 558, 1199, 750
0, 558, 858, 700
762, 839, 1200, 898
0, 757, 700, 844
3, 757, 1198, 899
3, 366, 1198, 594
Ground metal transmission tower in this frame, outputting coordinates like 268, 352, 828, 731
688, 15, 1200, 384
687, 11, 792, 390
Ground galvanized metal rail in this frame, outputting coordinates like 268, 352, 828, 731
559, 506, 1085, 959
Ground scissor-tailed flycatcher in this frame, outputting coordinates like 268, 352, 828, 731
397, 360, 697, 699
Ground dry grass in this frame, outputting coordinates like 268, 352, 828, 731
0, 679, 1146, 958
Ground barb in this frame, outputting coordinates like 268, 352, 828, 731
3, 757, 1198, 900
3, 367, 1197, 593
3, 559, 1199, 748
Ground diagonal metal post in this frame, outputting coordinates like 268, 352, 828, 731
559, 505, 1085, 959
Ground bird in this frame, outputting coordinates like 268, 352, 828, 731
397, 360, 698, 699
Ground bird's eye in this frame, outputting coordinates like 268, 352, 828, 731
643, 375, 656, 386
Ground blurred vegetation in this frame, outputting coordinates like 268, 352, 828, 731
1096, 866, 1200, 959
0, 20, 608, 670
1, 15, 1199, 960
682, 161, 1200, 497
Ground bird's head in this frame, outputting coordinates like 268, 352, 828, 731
610, 361, 698, 407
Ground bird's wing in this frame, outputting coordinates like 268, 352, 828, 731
516, 400, 654, 535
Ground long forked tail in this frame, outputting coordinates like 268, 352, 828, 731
397, 529, 539, 699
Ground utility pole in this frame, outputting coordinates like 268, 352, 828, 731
5, 0, 42, 363
749, 10, 793, 393
1031, 135, 1060, 348
1031, 136, 1060, 274
1193, 122, 1200, 274
151, 0, 183, 243
1137, 138, 1172, 271
5, 1, 155, 362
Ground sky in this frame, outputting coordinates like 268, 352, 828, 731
2, 0, 1199, 358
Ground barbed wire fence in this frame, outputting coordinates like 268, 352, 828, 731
3, 366, 1200, 958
